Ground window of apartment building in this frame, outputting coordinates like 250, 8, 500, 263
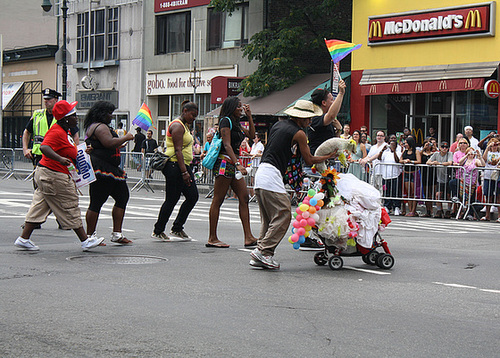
156, 12, 191, 54
77, 7, 119, 64
207, 3, 249, 50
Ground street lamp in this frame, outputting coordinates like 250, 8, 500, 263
41, 0, 68, 100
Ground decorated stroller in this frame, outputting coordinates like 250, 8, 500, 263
288, 169, 395, 271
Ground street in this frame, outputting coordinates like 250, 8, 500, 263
0, 178, 499, 357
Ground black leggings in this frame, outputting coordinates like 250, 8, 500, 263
88, 175, 129, 213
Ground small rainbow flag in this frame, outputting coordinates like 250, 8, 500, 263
132, 103, 153, 131
324, 39, 362, 64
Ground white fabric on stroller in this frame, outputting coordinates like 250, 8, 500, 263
337, 173, 382, 248
317, 206, 350, 249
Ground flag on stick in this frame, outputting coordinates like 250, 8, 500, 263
132, 103, 153, 130
324, 39, 362, 64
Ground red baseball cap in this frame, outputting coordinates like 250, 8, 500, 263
52, 100, 78, 120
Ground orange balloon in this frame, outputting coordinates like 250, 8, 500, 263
308, 206, 317, 214
317, 199, 324, 207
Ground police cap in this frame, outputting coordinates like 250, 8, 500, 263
43, 88, 62, 100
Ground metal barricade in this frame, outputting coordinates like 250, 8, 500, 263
12, 149, 37, 180
0, 148, 15, 179
468, 167, 500, 220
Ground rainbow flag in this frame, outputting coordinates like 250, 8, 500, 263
324, 39, 362, 64
132, 103, 153, 131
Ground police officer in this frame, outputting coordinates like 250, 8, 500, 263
22, 88, 79, 166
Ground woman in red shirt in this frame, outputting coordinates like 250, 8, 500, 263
14, 100, 104, 251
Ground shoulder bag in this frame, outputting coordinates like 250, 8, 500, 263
202, 117, 232, 170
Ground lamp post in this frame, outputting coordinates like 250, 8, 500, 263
42, 0, 68, 100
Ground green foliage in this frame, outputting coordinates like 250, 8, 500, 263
211, 0, 352, 97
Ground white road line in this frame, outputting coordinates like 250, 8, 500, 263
433, 281, 500, 294
343, 266, 392, 275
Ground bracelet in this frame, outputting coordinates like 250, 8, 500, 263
235, 161, 241, 166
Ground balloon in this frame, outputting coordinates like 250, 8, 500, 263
296, 207, 302, 215
315, 205, 321, 211
297, 227, 306, 236
301, 211, 310, 219
293, 220, 301, 229
309, 198, 318, 206
291, 234, 299, 242
315, 192, 325, 200
348, 231, 358, 238
291, 227, 296, 234
307, 218, 316, 226
312, 213, 320, 221
300, 219, 307, 227
299, 204, 309, 212
293, 212, 298, 218
307, 189, 316, 197
288, 236, 294, 244
304, 231, 310, 237
293, 242, 301, 250
303, 177, 309, 184
305, 225, 312, 231
317, 200, 324, 207
298, 235, 306, 244
296, 214, 303, 222
308, 206, 317, 214
302, 197, 310, 205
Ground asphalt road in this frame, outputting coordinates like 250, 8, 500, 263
0, 178, 499, 357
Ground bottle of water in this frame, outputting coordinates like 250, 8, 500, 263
67, 163, 81, 184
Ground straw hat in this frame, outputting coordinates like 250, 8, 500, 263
284, 100, 322, 118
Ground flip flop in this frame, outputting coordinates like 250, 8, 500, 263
205, 242, 230, 248
244, 241, 258, 248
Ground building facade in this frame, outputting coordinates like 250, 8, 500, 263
351, 0, 500, 145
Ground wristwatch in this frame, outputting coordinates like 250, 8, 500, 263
235, 161, 241, 166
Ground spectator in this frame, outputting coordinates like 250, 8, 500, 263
400, 136, 421, 217
377, 139, 402, 215
427, 141, 453, 218
464, 125, 480, 151
152, 102, 199, 241
450, 133, 463, 153
419, 139, 435, 217
133, 127, 145, 152
340, 123, 351, 140
249, 133, 265, 196
142, 130, 158, 178
347, 130, 367, 180
360, 132, 371, 151
478, 131, 498, 151
457, 147, 485, 220
84, 101, 134, 244
360, 125, 371, 144
201, 132, 213, 160
428, 127, 436, 139
360, 130, 387, 189
481, 137, 500, 221
15, 100, 105, 251
207, 96, 256, 248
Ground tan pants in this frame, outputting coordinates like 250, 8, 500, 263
25, 166, 82, 229
255, 188, 292, 256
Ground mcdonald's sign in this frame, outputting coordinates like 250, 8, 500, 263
465, 78, 473, 89
369, 85, 377, 94
439, 80, 448, 90
391, 83, 400, 93
415, 82, 423, 92
484, 79, 500, 99
411, 128, 424, 145
368, 2, 495, 45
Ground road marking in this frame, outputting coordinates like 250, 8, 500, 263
343, 266, 391, 275
433, 282, 500, 294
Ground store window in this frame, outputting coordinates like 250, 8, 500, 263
456, 90, 498, 138
76, 7, 119, 64
156, 11, 191, 54
207, 3, 249, 50
371, 94, 410, 141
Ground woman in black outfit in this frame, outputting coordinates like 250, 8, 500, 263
400, 136, 421, 217
207, 96, 257, 248
84, 101, 134, 244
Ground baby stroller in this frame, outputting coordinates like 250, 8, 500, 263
291, 170, 395, 271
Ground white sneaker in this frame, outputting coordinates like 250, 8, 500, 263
81, 234, 105, 251
14, 237, 39, 251
394, 207, 401, 216
492, 206, 498, 213
250, 248, 280, 269
151, 232, 171, 241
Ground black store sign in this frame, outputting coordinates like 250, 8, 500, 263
76, 90, 119, 109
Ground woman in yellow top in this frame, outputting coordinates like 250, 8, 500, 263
152, 101, 199, 241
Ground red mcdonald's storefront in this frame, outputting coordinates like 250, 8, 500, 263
351, 1, 500, 144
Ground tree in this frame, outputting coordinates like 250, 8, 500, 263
210, 0, 352, 97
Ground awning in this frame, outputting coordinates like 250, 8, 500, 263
206, 73, 333, 117
2, 82, 24, 110
359, 62, 499, 95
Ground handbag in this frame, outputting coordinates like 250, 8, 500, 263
283, 147, 304, 192
491, 169, 499, 181
202, 117, 232, 170
150, 151, 172, 171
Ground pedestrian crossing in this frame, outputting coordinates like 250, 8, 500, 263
0, 189, 496, 233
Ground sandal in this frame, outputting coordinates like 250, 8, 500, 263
111, 232, 133, 244
480, 217, 488, 221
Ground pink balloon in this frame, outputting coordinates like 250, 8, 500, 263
301, 211, 310, 219
307, 218, 316, 226
295, 207, 302, 215
291, 234, 299, 242
297, 228, 306, 236
300, 219, 308, 227
315, 205, 321, 211
292, 220, 301, 228
302, 197, 310, 205
296, 214, 303, 222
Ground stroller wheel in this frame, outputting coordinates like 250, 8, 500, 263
328, 256, 343, 270
366, 251, 380, 265
314, 252, 327, 266
376, 253, 395, 269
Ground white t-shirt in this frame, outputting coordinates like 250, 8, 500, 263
250, 141, 265, 168
254, 163, 286, 194
367, 143, 386, 175
380, 149, 402, 179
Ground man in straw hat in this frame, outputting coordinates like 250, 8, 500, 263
249, 100, 339, 270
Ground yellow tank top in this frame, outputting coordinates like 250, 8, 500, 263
164, 119, 193, 165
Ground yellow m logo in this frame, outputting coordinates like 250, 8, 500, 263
465, 10, 482, 29
369, 21, 382, 38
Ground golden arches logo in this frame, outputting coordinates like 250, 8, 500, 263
391, 83, 400, 93
411, 128, 423, 144
439, 80, 448, 90
369, 85, 377, 94
465, 78, 473, 89
465, 10, 482, 29
369, 21, 382, 38
415, 82, 423, 92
